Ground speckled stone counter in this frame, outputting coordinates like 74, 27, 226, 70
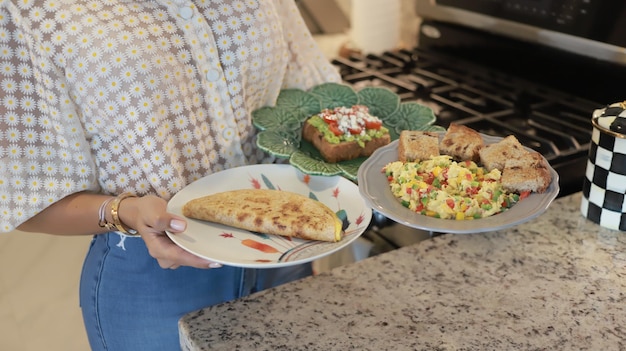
179, 193, 626, 350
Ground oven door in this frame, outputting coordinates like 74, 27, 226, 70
415, 0, 626, 65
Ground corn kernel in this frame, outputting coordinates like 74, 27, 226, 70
432, 166, 441, 177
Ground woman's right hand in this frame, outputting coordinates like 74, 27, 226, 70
118, 195, 222, 270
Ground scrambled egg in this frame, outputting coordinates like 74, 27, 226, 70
384, 155, 520, 220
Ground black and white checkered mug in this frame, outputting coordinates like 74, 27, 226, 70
581, 101, 626, 231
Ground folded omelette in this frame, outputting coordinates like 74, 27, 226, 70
182, 189, 343, 242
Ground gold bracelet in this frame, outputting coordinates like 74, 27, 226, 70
110, 192, 139, 236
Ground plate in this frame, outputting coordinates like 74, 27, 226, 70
252, 82, 444, 181
357, 134, 560, 234
166, 164, 372, 268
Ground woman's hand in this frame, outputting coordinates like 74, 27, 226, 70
118, 195, 222, 270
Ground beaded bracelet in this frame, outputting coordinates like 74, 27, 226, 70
110, 192, 139, 236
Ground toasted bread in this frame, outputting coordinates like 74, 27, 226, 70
302, 120, 391, 163
439, 123, 484, 162
478, 135, 529, 171
398, 130, 440, 162
501, 151, 552, 193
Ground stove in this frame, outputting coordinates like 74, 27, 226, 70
333, 43, 600, 198
335, 1, 626, 253
333, 22, 626, 196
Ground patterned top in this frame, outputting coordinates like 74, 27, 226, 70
0, 0, 341, 232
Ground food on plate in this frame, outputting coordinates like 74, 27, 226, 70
398, 130, 440, 162
440, 123, 484, 162
384, 156, 521, 220
478, 135, 528, 171
478, 134, 552, 193
302, 105, 390, 163
382, 125, 553, 220
501, 151, 552, 193
182, 189, 343, 242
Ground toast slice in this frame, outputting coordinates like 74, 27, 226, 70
398, 130, 440, 162
501, 151, 552, 193
302, 121, 391, 163
478, 135, 529, 171
439, 123, 484, 162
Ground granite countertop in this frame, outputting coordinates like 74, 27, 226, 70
179, 192, 626, 350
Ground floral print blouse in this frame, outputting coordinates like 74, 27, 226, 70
0, 0, 341, 232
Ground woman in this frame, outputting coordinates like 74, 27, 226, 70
0, 0, 341, 349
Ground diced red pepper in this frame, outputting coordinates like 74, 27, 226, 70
466, 187, 478, 195
421, 172, 434, 185
502, 198, 512, 208
446, 198, 455, 209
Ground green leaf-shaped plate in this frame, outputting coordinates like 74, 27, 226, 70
254, 83, 440, 181
357, 87, 400, 118
310, 83, 359, 109
274, 89, 322, 122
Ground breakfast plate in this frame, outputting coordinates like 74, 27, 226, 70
166, 164, 372, 268
357, 134, 560, 234
252, 82, 444, 181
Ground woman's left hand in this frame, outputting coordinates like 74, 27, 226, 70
118, 195, 222, 270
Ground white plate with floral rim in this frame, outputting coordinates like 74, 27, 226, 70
252, 82, 444, 181
166, 164, 372, 268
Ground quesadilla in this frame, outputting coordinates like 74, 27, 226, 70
182, 189, 344, 242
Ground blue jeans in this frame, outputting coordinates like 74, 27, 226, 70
79, 233, 312, 350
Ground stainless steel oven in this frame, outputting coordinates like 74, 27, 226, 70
334, 0, 626, 254
416, 0, 626, 66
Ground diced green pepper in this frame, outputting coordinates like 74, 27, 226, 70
492, 190, 502, 201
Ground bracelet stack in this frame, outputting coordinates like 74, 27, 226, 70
98, 197, 116, 231
98, 192, 139, 236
